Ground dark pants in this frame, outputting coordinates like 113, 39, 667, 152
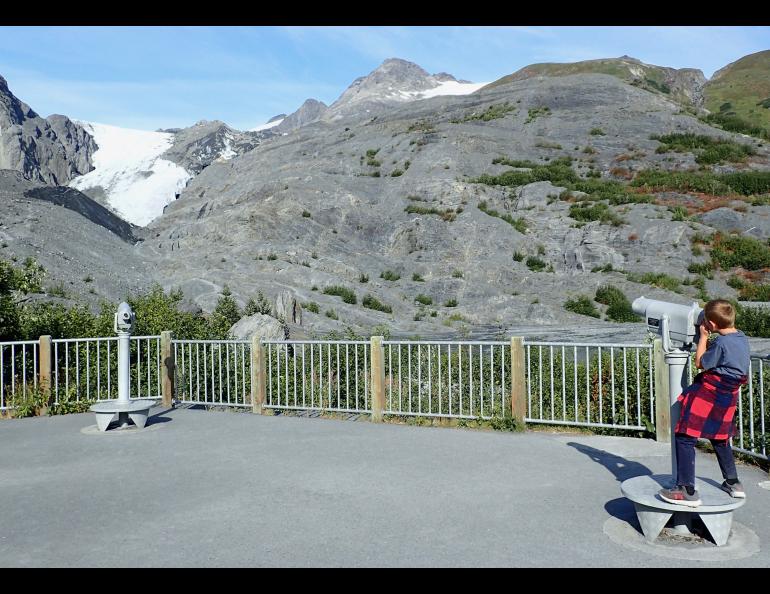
675, 433, 739, 488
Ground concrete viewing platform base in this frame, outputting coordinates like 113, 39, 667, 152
621, 474, 746, 546
89, 398, 161, 431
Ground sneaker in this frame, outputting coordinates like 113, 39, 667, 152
659, 485, 702, 507
721, 481, 746, 499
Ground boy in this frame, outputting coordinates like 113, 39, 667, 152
659, 299, 750, 507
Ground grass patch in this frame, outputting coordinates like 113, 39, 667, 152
322, 285, 357, 304
564, 296, 600, 318
412, 273, 424, 282
594, 285, 640, 322
477, 201, 527, 232
363, 295, 392, 313
627, 272, 682, 293
632, 169, 770, 197
453, 102, 516, 123
443, 298, 458, 307
652, 132, 755, 164
415, 294, 433, 306
525, 256, 547, 272
568, 202, 625, 226
380, 270, 400, 281
304, 302, 320, 314
405, 204, 457, 222
709, 233, 770, 271
525, 106, 550, 123
590, 128, 606, 136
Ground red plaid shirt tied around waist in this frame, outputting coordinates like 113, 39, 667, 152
675, 370, 746, 440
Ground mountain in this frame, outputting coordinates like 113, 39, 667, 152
703, 49, 770, 133
0, 75, 96, 184
274, 99, 328, 132
483, 56, 707, 110
322, 58, 486, 122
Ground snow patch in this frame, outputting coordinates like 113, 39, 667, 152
69, 121, 192, 227
250, 118, 284, 132
408, 80, 488, 100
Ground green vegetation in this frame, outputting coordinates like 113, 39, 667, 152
443, 298, 458, 307
405, 204, 457, 222
670, 206, 688, 221
564, 295, 600, 318
453, 102, 516, 123
415, 294, 433, 306
590, 128, 606, 136
709, 233, 770, 271
627, 272, 682, 293
703, 112, 769, 141
380, 270, 400, 281
687, 262, 714, 278
325, 309, 338, 320
525, 256, 547, 272
535, 140, 563, 149
359, 273, 369, 283
406, 121, 435, 133
322, 285, 357, 304
513, 251, 525, 262
737, 284, 770, 302
391, 169, 404, 177
477, 201, 528, 232
412, 273, 424, 282
244, 291, 272, 316
82, 275, 93, 283
594, 285, 640, 322
267, 253, 278, 261
362, 294, 392, 313
302, 210, 311, 218
304, 302, 320, 314
651, 133, 755, 164
582, 146, 597, 154
568, 202, 625, 226
452, 269, 464, 278
632, 169, 770, 197
525, 106, 551, 123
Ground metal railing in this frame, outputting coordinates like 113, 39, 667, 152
523, 341, 655, 431
735, 355, 768, 461
264, 340, 371, 414
0, 340, 39, 412
51, 336, 161, 403
173, 339, 251, 407
383, 341, 510, 419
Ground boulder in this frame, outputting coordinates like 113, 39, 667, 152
515, 181, 567, 210
274, 289, 303, 325
229, 313, 286, 341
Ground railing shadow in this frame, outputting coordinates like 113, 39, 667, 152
567, 441, 652, 529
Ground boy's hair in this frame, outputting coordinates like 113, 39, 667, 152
704, 299, 736, 329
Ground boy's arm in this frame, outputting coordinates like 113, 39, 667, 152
695, 324, 711, 369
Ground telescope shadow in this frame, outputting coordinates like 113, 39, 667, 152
567, 441, 652, 529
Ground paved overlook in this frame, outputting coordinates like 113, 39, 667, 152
138, 73, 770, 338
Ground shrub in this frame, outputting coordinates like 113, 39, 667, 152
244, 291, 272, 315
443, 298, 458, 307
594, 285, 627, 306
594, 285, 640, 322
525, 256, 547, 272
590, 128, 606, 136
564, 296, 600, 318
525, 106, 550, 123
415, 294, 433, 306
359, 273, 369, 283
458, 102, 516, 123
670, 206, 688, 221
325, 309, 338, 320
391, 169, 404, 177
582, 146, 597, 154
304, 302, 320, 314
452, 269, 464, 278
412, 273, 424, 282
738, 284, 770, 302
363, 295, 392, 313
687, 262, 714, 278
512, 251, 525, 262
83, 275, 93, 283
302, 210, 311, 218
267, 253, 278, 261
709, 233, 770, 271
568, 202, 625, 226
380, 270, 400, 281
627, 272, 682, 293
322, 285, 357, 304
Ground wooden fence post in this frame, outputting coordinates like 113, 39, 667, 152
160, 331, 174, 408
39, 335, 52, 406
653, 338, 670, 443
510, 337, 527, 425
251, 336, 265, 414
370, 336, 385, 423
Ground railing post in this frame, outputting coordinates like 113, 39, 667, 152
370, 336, 385, 422
160, 331, 174, 408
653, 338, 670, 443
251, 336, 266, 414
39, 335, 52, 407
510, 337, 527, 425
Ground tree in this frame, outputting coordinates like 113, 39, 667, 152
210, 285, 242, 337
0, 257, 46, 340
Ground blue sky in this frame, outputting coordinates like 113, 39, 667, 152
0, 26, 768, 131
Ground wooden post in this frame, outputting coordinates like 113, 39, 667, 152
653, 338, 670, 443
39, 335, 52, 405
251, 336, 266, 414
510, 337, 527, 425
370, 336, 385, 423
160, 331, 174, 408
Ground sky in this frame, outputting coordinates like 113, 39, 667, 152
0, 26, 768, 131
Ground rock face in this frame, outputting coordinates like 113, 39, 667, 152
275, 99, 328, 133
0, 76, 96, 184
274, 290, 303, 325
161, 120, 272, 174
229, 313, 285, 341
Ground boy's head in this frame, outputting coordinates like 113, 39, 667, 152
704, 299, 736, 330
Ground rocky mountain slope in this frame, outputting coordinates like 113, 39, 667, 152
0, 76, 96, 185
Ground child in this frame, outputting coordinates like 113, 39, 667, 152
659, 299, 750, 507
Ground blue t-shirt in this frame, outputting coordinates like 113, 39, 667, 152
700, 331, 750, 379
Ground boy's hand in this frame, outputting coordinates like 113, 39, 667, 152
699, 321, 711, 340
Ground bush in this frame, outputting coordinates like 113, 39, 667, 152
412, 273, 424, 282
322, 285, 357, 304
525, 256, 547, 272
452, 269, 464, 278
302, 210, 311, 218
568, 202, 625, 226
512, 251, 525, 262
627, 272, 682, 293
702, 112, 769, 141
359, 273, 369, 283
564, 296, 600, 318
590, 128, 606, 136
363, 295, 392, 313
380, 270, 400, 281
391, 169, 404, 177
443, 298, 458, 307
325, 309, 338, 320
304, 302, 320, 314
709, 233, 770, 271
737, 284, 770, 302
415, 294, 432, 306
244, 291, 272, 316
687, 262, 714, 278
